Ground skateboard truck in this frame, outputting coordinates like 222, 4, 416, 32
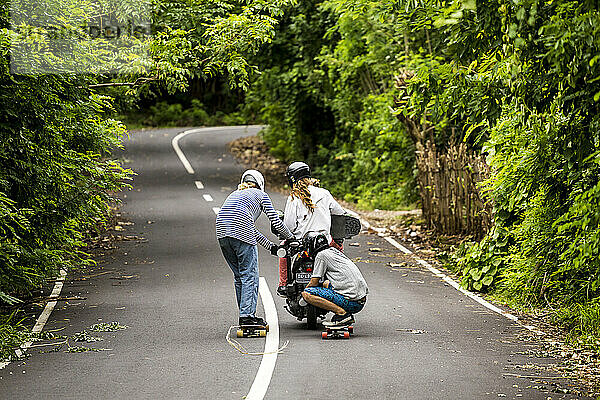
321, 325, 354, 340
236, 324, 269, 338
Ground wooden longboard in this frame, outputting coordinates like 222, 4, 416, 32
237, 324, 269, 338
321, 325, 354, 340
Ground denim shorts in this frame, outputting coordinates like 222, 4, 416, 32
304, 286, 365, 314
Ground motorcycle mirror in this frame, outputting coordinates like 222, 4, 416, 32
277, 247, 287, 258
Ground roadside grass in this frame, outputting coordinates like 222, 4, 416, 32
437, 249, 600, 353
0, 311, 29, 362
553, 300, 600, 351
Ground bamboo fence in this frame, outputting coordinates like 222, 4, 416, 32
415, 140, 492, 238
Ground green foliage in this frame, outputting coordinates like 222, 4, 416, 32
249, 0, 418, 209
122, 99, 251, 128
553, 298, 600, 349
0, 312, 29, 362
453, 227, 510, 292
0, 73, 132, 302
410, 0, 600, 341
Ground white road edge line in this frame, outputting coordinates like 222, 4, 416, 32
203, 194, 214, 202
195, 181, 204, 190
0, 268, 67, 369
351, 213, 544, 335
246, 277, 279, 400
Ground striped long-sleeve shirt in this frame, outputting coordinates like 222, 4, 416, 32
216, 188, 293, 249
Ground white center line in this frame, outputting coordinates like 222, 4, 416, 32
203, 194, 213, 202
172, 126, 264, 175
195, 181, 204, 189
246, 277, 280, 400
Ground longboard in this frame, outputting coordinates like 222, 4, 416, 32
331, 214, 362, 241
237, 324, 269, 338
321, 325, 354, 340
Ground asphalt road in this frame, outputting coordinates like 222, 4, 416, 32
0, 126, 587, 399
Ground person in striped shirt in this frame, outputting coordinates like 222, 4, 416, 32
216, 169, 294, 327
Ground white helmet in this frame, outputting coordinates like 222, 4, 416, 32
241, 169, 265, 191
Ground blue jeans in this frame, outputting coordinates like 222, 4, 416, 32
303, 286, 365, 314
218, 237, 259, 318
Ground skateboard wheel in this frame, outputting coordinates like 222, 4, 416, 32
343, 331, 350, 339
347, 326, 354, 334
264, 324, 270, 332
259, 330, 267, 337
236, 329, 244, 338
321, 332, 328, 339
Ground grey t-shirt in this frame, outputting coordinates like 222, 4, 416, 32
312, 247, 368, 301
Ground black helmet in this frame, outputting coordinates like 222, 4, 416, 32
303, 232, 329, 258
285, 162, 311, 187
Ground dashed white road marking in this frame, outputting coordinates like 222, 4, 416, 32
355, 215, 543, 334
246, 277, 280, 400
195, 181, 204, 189
212, 207, 220, 215
203, 194, 214, 202
0, 269, 67, 369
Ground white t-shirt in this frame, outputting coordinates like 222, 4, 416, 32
312, 247, 368, 301
283, 186, 345, 242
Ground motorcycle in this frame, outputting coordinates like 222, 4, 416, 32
272, 213, 361, 329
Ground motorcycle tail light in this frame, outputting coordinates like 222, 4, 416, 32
306, 267, 313, 272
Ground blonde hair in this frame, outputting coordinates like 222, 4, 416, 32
238, 182, 258, 190
290, 177, 320, 212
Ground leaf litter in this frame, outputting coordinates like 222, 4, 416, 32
26, 321, 128, 356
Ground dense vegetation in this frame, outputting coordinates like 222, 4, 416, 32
248, 0, 600, 345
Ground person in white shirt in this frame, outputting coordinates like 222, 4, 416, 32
277, 162, 346, 296
301, 232, 368, 327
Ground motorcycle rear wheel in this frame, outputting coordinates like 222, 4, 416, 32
306, 305, 317, 330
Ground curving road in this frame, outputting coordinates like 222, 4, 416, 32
0, 126, 586, 399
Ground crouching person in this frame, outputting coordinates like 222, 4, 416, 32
301, 233, 368, 327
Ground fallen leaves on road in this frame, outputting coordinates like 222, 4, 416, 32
89, 322, 128, 332
396, 328, 426, 334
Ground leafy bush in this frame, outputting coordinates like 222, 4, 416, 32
0, 75, 132, 302
121, 99, 252, 128
249, 1, 419, 209
454, 227, 510, 292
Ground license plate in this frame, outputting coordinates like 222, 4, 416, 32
295, 272, 311, 283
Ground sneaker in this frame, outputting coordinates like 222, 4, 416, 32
251, 316, 267, 327
323, 313, 354, 327
276, 286, 287, 297
239, 316, 254, 326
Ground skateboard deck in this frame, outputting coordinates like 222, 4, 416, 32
236, 324, 269, 338
321, 325, 354, 340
